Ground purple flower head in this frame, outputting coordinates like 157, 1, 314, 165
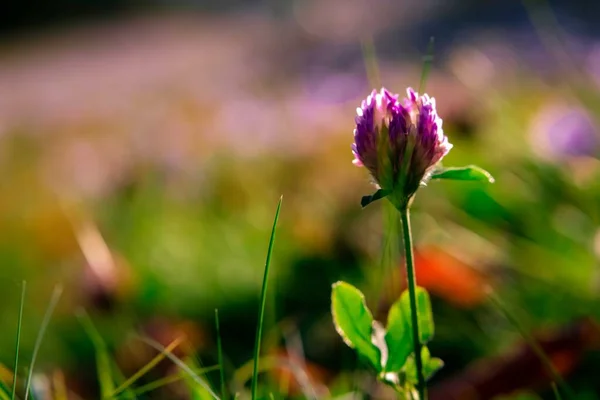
530, 102, 599, 160
353, 87, 452, 208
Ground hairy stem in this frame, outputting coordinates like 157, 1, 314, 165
399, 207, 426, 399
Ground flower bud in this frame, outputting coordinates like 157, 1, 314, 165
353, 87, 452, 208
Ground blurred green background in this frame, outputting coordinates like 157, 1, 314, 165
1, 0, 600, 399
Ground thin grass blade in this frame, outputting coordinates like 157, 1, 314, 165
111, 337, 183, 397
75, 312, 137, 398
76, 310, 116, 398
361, 37, 381, 89
109, 362, 137, 400
132, 366, 219, 397
282, 326, 318, 400
251, 196, 283, 400
0, 380, 12, 400
488, 292, 575, 399
215, 310, 227, 400
11, 281, 26, 400
24, 285, 62, 400
418, 37, 435, 94
184, 356, 217, 400
521, 0, 578, 81
137, 336, 219, 399
233, 356, 278, 387
552, 382, 563, 400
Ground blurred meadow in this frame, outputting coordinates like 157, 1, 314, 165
2, 0, 600, 399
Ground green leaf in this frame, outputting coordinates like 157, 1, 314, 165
424, 357, 444, 380
361, 189, 390, 208
400, 287, 434, 344
383, 299, 412, 372
331, 282, 381, 371
430, 165, 495, 183
404, 347, 443, 384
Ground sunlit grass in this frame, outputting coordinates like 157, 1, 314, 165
24, 285, 62, 400
251, 196, 283, 400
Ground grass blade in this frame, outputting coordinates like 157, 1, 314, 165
521, 0, 578, 83
11, 281, 26, 400
281, 324, 318, 400
183, 355, 216, 400
137, 336, 219, 399
361, 36, 381, 89
111, 337, 183, 397
109, 364, 137, 400
418, 36, 435, 94
77, 310, 137, 399
132, 366, 220, 396
234, 356, 279, 386
215, 309, 227, 400
0, 379, 12, 400
76, 310, 116, 398
24, 285, 62, 400
251, 196, 283, 400
488, 292, 575, 399
552, 382, 563, 400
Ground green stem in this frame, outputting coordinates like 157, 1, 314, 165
399, 207, 426, 400
251, 196, 283, 400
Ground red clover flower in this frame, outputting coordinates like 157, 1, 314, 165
352, 87, 452, 209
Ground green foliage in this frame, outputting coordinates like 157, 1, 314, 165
77, 310, 117, 398
361, 164, 494, 208
331, 281, 382, 371
400, 287, 435, 344
403, 347, 444, 385
383, 299, 412, 373
331, 282, 442, 395
430, 165, 495, 183
361, 189, 390, 208
3, 15, 599, 398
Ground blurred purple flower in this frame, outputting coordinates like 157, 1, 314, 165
352, 87, 452, 207
530, 103, 599, 159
